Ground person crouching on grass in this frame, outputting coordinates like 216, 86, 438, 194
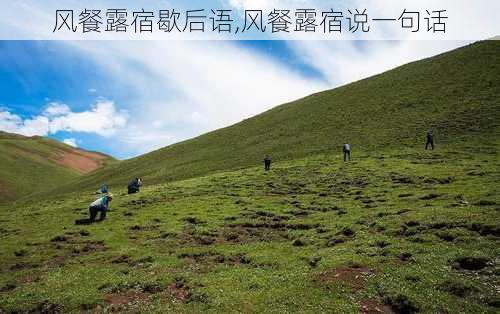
75, 193, 113, 225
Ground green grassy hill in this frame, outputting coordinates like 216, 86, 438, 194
0, 41, 499, 313
0, 132, 115, 203
65, 40, 500, 193
1, 144, 498, 312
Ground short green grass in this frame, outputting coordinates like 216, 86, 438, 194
0, 133, 80, 203
1, 142, 498, 313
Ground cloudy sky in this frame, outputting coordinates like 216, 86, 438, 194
1, 0, 490, 158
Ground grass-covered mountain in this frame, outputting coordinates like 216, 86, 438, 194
66, 40, 500, 193
0, 131, 115, 203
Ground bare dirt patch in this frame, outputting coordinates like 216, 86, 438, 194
164, 278, 208, 303
168, 281, 191, 302
103, 290, 151, 309
360, 298, 394, 314
111, 255, 154, 268
52, 149, 109, 174
314, 266, 374, 291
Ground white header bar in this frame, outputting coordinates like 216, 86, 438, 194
0, 0, 498, 40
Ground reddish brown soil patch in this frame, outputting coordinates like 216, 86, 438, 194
81, 240, 107, 253
168, 282, 190, 302
18, 273, 41, 284
6, 141, 110, 174
314, 267, 374, 291
361, 298, 394, 314
53, 149, 109, 174
103, 290, 151, 308
397, 252, 413, 264
112, 255, 133, 264
110, 255, 153, 268
52, 256, 68, 267
129, 224, 160, 231
0, 179, 13, 199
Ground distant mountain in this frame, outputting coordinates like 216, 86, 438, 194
0, 131, 115, 203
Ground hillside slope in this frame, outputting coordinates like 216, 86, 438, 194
0, 132, 115, 203
1, 144, 498, 312
67, 40, 500, 192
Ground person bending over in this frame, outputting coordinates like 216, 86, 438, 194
75, 193, 113, 225
128, 177, 142, 194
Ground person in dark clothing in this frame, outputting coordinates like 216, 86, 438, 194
425, 130, 434, 150
128, 177, 142, 194
343, 143, 351, 162
75, 194, 113, 225
264, 155, 272, 171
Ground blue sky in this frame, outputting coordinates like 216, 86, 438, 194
0, 39, 467, 159
0, 41, 134, 157
0, 40, 327, 158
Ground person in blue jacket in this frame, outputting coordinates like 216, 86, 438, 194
88, 193, 113, 222
75, 193, 113, 225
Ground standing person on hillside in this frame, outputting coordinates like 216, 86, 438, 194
128, 177, 142, 194
75, 193, 113, 224
343, 143, 351, 162
264, 155, 272, 171
425, 130, 435, 150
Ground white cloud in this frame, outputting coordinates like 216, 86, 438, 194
18, 116, 50, 137
63, 138, 77, 147
0, 100, 128, 138
0, 111, 49, 137
48, 100, 128, 136
120, 129, 176, 152
44, 102, 71, 116
288, 40, 469, 86
67, 41, 330, 153
0, 111, 23, 133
